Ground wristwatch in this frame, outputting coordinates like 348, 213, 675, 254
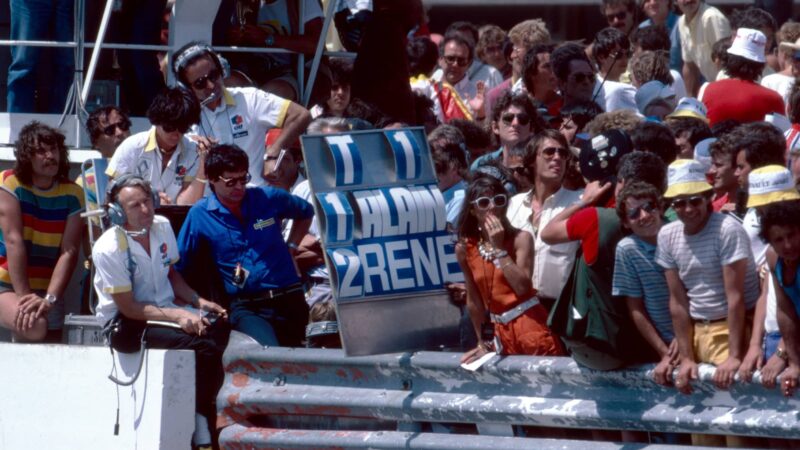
776, 347, 789, 361
265, 34, 275, 47
44, 293, 57, 305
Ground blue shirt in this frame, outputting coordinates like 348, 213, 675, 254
177, 186, 314, 296
639, 13, 683, 73
443, 179, 466, 228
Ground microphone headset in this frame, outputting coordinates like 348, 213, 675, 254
105, 174, 159, 228
171, 42, 230, 107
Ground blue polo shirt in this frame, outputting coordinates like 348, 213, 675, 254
177, 186, 314, 296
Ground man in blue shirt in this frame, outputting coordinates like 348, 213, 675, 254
177, 144, 314, 346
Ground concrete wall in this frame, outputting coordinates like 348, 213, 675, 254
0, 343, 195, 450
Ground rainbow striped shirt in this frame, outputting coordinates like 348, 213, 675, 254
0, 170, 84, 291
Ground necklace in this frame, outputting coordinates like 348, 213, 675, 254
478, 239, 497, 261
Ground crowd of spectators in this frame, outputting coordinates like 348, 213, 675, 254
6, 0, 800, 447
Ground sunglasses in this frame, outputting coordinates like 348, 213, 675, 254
671, 195, 706, 209
626, 201, 658, 220
161, 123, 189, 134
509, 166, 527, 175
541, 146, 569, 159
570, 72, 594, 84
217, 173, 252, 187
605, 11, 627, 22
102, 119, 131, 136
501, 112, 531, 126
472, 194, 508, 210
191, 68, 221, 90
443, 55, 470, 67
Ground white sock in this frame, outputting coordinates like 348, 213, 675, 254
193, 413, 211, 446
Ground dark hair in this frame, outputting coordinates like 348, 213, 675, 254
205, 144, 249, 183
550, 43, 592, 82
344, 98, 393, 128
788, 79, 800, 124
711, 36, 731, 65
630, 50, 673, 86
723, 122, 786, 169
593, 27, 631, 62
523, 129, 570, 182
446, 21, 480, 47
171, 41, 222, 87
456, 175, 513, 241
709, 139, 737, 168
432, 142, 468, 178
665, 116, 713, 146
146, 87, 200, 131
631, 25, 671, 52
14, 121, 71, 185
491, 92, 544, 133
630, 122, 678, 165
449, 119, 492, 153
86, 106, 129, 147
711, 119, 741, 138
617, 151, 668, 193
616, 181, 664, 222
439, 33, 474, 62
730, 7, 777, 36
760, 199, 800, 243
428, 124, 465, 150
522, 43, 556, 95
408, 37, 440, 77
723, 53, 765, 82
329, 57, 353, 87
559, 101, 604, 132
601, 0, 636, 12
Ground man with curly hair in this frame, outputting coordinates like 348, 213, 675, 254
0, 122, 84, 342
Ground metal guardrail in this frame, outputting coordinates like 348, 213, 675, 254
218, 331, 800, 448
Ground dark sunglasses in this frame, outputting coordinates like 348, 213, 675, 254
509, 166, 527, 175
541, 146, 569, 159
570, 72, 594, 84
443, 55, 470, 67
191, 68, 221, 90
102, 119, 131, 136
671, 195, 706, 210
626, 201, 658, 220
472, 194, 507, 210
501, 112, 531, 126
605, 10, 627, 22
161, 123, 189, 134
217, 173, 252, 187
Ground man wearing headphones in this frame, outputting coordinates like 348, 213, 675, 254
91, 175, 227, 449
171, 42, 312, 188
0, 121, 84, 342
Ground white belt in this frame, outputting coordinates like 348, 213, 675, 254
490, 297, 540, 325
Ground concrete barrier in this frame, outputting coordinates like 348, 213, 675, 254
218, 331, 800, 449
0, 343, 195, 450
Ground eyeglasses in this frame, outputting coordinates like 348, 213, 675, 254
611, 48, 631, 59
102, 119, 131, 136
472, 194, 508, 210
605, 10, 627, 22
191, 68, 221, 90
509, 166, 527, 176
626, 201, 658, 220
161, 123, 189, 134
217, 173, 252, 187
501, 112, 531, 126
443, 55, 470, 67
570, 72, 594, 84
671, 195, 706, 209
541, 146, 569, 159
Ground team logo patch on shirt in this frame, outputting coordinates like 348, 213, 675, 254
177, 165, 187, 177
253, 218, 275, 230
231, 114, 248, 138
160, 242, 170, 266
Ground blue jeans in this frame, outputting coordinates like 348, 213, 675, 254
7, 0, 74, 113
229, 290, 309, 346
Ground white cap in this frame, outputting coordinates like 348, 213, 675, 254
727, 28, 767, 63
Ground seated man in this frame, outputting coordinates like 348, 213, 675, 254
92, 175, 227, 449
0, 122, 84, 342
178, 144, 314, 346
107, 87, 207, 205
79, 106, 132, 213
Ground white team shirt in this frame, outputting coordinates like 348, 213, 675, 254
190, 87, 291, 187
92, 215, 181, 324
107, 127, 200, 203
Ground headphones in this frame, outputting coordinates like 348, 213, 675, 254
105, 174, 159, 226
172, 42, 225, 90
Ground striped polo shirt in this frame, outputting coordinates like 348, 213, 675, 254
0, 170, 84, 291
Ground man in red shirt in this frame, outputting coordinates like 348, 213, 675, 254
703, 28, 784, 126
